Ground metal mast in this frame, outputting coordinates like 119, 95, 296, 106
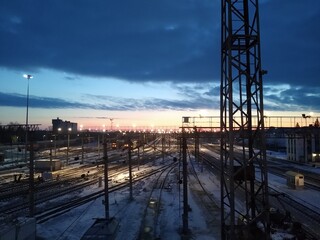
220, 0, 269, 239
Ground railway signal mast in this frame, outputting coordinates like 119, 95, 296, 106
220, 0, 269, 239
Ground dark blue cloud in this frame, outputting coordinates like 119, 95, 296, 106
0, 92, 92, 109
85, 92, 215, 111
260, 0, 320, 86
1, 0, 317, 85
264, 85, 320, 111
0, 0, 319, 112
0, 0, 218, 82
1, 78, 319, 112
0, 91, 215, 111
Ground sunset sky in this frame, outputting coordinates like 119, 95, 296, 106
1, 0, 319, 130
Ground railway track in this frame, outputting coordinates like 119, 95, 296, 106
200, 150, 320, 239
269, 188, 320, 240
0, 164, 104, 201
0, 149, 149, 203
35, 162, 177, 223
138, 161, 178, 239
188, 151, 221, 239
0, 163, 148, 216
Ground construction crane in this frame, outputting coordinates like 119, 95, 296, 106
220, 0, 270, 239
78, 117, 120, 131
96, 117, 117, 131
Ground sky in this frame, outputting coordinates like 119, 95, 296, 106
0, 0, 320, 130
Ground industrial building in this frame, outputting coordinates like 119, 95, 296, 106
287, 126, 320, 163
52, 117, 78, 134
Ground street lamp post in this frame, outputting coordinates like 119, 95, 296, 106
56, 128, 61, 157
23, 74, 34, 217
81, 132, 84, 165
54, 135, 57, 157
67, 127, 71, 165
23, 74, 33, 162
50, 140, 53, 172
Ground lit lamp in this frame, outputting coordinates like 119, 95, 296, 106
23, 74, 33, 162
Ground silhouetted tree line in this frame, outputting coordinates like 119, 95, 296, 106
0, 125, 49, 145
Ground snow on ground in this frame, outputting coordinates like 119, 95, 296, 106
37, 184, 147, 239
267, 171, 320, 213
36, 159, 221, 239
34, 150, 320, 239
265, 151, 320, 212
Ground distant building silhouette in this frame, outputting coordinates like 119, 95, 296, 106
52, 117, 77, 134
265, 126, 320, 163
287, 127, 320, 163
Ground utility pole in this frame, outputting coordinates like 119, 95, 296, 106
103, 138, 109, 220
29, 141, 35, 217
193, 127, 202, 172
182, 129, 189, 235
98, 134, 100, 158
162, 135, 165, 164
81, 135, 84, 164
67, 128, 71, 165
23, 74, 32, 163
220, 0, 269, 239
54, 134, 57, 157
137, 146, 140, 171
142, 134, 145, 165
194, 127, 199, 163
50, 144, 53, 172
128, 140, 133, 201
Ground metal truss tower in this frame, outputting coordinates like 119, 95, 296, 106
220, 0, 269, 239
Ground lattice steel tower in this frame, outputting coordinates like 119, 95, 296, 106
220, 0, 269, 239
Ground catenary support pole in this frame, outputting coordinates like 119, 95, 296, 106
182, 129, 189, 235
103, 138, 109, 220
128, 140, 133, 200
29, 141, 35, 217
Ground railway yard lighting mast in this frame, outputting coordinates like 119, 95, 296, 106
103, 138, 110, 220
23, 74, 33, 162
23, 74, 35, 217
220, 0, 270, 239
67, 127, 71, 165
